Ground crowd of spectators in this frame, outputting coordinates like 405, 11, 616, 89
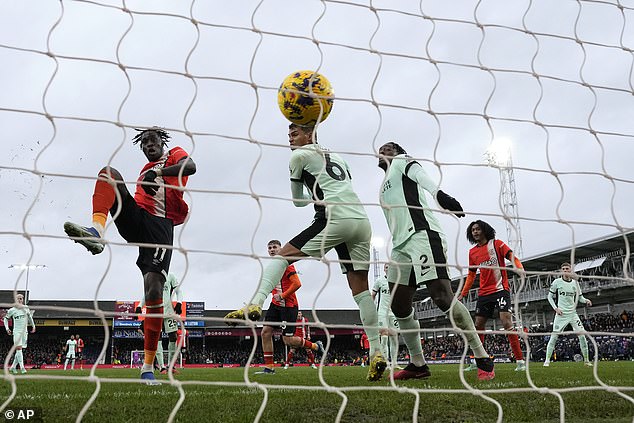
581, 310, 634, 332
0, 336, 102, 367
416, 311, 633, 363
3, 311, 633, 366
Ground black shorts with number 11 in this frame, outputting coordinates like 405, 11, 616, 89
111, 192, 173, 277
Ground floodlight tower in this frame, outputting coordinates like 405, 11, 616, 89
370, 236, 385, 282
485, 138, 523, 258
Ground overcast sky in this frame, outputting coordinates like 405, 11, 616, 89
1, 0, 633, 311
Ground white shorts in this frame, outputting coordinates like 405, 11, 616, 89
164, 317, 179, 334
289, 218, 371, 273
389, 230, 449, 287
67, 352, 76, 359
377, 309, 399, 331
162, 302, 180, 334
552, 312, 586, 333
13, 331, 28, 348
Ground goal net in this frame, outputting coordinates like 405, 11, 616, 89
1, 0, 633, 422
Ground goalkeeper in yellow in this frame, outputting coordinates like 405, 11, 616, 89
544, 262, 593, 367
3, 294, 36, 374
226, 123, 387, 381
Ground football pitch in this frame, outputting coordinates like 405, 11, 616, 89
1, 362, 633, 422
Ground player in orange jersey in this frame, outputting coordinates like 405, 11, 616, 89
256, 240, 324, 375
283, 311, 317, 369
458, 220, 526, 372
360, 332, 370, 367
63, 127, 196, 384
75, 334, 85, 370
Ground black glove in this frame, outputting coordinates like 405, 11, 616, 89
174, 302, 182, 315
134, 306, 142, 320
436, 190, 465, 218
141, 170, 159, 196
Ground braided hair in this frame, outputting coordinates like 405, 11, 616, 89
132, 127, 171, 147
384, 141, 407, 155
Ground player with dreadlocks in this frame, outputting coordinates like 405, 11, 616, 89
377, 141, 495, 380
64, 127, 196, 384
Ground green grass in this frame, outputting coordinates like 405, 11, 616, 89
1, 362, 633, 422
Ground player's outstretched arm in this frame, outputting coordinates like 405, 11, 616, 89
459, 271, 476, 300
436, 190, 465, 218
506, 252, 525, 275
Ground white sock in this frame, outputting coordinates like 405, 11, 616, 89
396, 310, 426, 367
64, 358, 69, 370
389, 335, 399, 365
353, 291, 381, 356
449, 301, 488, 358
15, 350, 24, 370
93, 222, 105, 237
156, 345, 165, 369
168, 341, 176, 365
141, 363, 154, 374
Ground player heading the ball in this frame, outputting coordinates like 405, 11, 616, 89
63, 127, 196, 385
226, 123, 387, 381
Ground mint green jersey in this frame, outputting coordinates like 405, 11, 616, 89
380, 155, 444, 248
548, 277, 588, 314
140, 273, 181, 312
4, 306, 35, 333
163, 273, 182, 310
372, 275, 395, 320
290, 143, 368, 220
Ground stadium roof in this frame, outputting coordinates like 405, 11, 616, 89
414, 230, 634, 298
521, 230, 634, 272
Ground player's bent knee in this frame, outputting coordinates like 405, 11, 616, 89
282, 336, 300, 347
391, 305, 412, 319
98, 166, 123, 181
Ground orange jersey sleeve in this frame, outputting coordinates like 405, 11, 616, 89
461, 271, 476, 297
281, 272, 301, 299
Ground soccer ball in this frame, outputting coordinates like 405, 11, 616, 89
277, 70, 334, 126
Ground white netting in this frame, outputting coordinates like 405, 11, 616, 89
1, 0, 634, 422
